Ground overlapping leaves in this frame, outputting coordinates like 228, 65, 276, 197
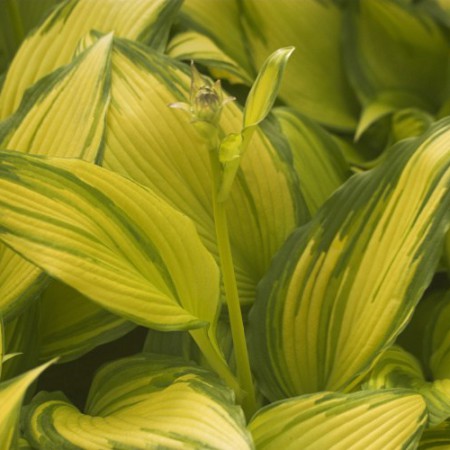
249, 389, 426, 450
23, 354, 253, 449
250, 119, 450, 400
0, 0, 450, 448
0, 150, 221, 332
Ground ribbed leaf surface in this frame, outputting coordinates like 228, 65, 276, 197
23, 354, 254, 449
366, 346, 450, 427
0, 360, 54, 450
0, 0, 181, 118
0, 151, 220, 331
104, 38, 307, 305
249, 389, 426, 450
0, 34, 112, 318
273, 107, 350, 214
419, 421, 450, 449
250, 119, 450, 400
39, 281, 135, 363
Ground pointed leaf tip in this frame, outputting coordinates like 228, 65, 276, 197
243, 46, 295, 129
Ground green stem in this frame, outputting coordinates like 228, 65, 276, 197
190, 329, 242, 400
209, 151, 257, 418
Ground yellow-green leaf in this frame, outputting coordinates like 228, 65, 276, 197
0, 151, 220, 332
243, 46, 294, 129
249, 389, 426, 450
103, 38, 307, 305
0, 318, 3, 379
343, 0, 448, 111
0, 359, 55, 450
419, 421, 450, 449
0, 33, 113, 319
365, 346, 450, 427
420, 289, 450, 380
23, 354, 254, 449
181, 0, 360, 130
0, 0, 60, 73
167, 31, 253, 84
39, 280, 135, 363
2, 303, 39, 381
273, 107, 350, 214
180, 0, 255, 78
0, 0, 182, 119
250, 119, 450, 400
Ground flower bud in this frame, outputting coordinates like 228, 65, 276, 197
169, 62, 234, 126
192, 81, 222, 124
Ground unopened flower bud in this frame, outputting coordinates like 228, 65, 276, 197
193, 81, 222, 124
169, 62, 234, 126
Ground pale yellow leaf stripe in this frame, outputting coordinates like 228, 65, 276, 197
0, 151, 220, 331
0, 319, 3, 379
39, 281, 134, 363
250, 119, 450, 400
167, 31, 253, 84
104, 38, 306, 305
0, 359, 55, 450
418, 421, 450, 449
24, 355, 253, 449
366, 346, 450, 428
0, 34, 113, 318
0, 0, 181, 119
273, 107, 349, 214
249, 390, 426, 450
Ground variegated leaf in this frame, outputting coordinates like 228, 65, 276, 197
2, 302, 39, 381
0, 151, 219, 332
249, 389, 426, 450
23, 354, 254, 449
0, 0, 182, 119
0, 0, 60, 73
167, 31, 253, 84
180, 0, 255, 78
365, 346, 450, 427
0, 318, 3, 379
0, 34, 112, 318
0, 360, 54, 450
272, 107, 350, 214
39, 280, 135, 363
181, 0, 360, 130
419, 421, 450, 449
250, 119, 450, 400
104, 38, 307, 306
0, 150, 239, 391
343, 0, 448, 111
421, 289, 450, 380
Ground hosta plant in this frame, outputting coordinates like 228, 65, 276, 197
1, 0, 450, 448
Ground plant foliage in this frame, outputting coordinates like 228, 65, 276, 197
1, 0, 450, 448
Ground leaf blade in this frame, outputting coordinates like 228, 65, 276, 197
0, 0, 182, 119
0, 359, 55, 450
0, 33, 113, 318
249, 390, 426, 450
0, 151, 220, 331
23, 354, 254, 450
250, 119, 450, 400
243, 46, 294, 129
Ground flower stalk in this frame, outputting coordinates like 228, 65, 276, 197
170, 63, 257, 417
